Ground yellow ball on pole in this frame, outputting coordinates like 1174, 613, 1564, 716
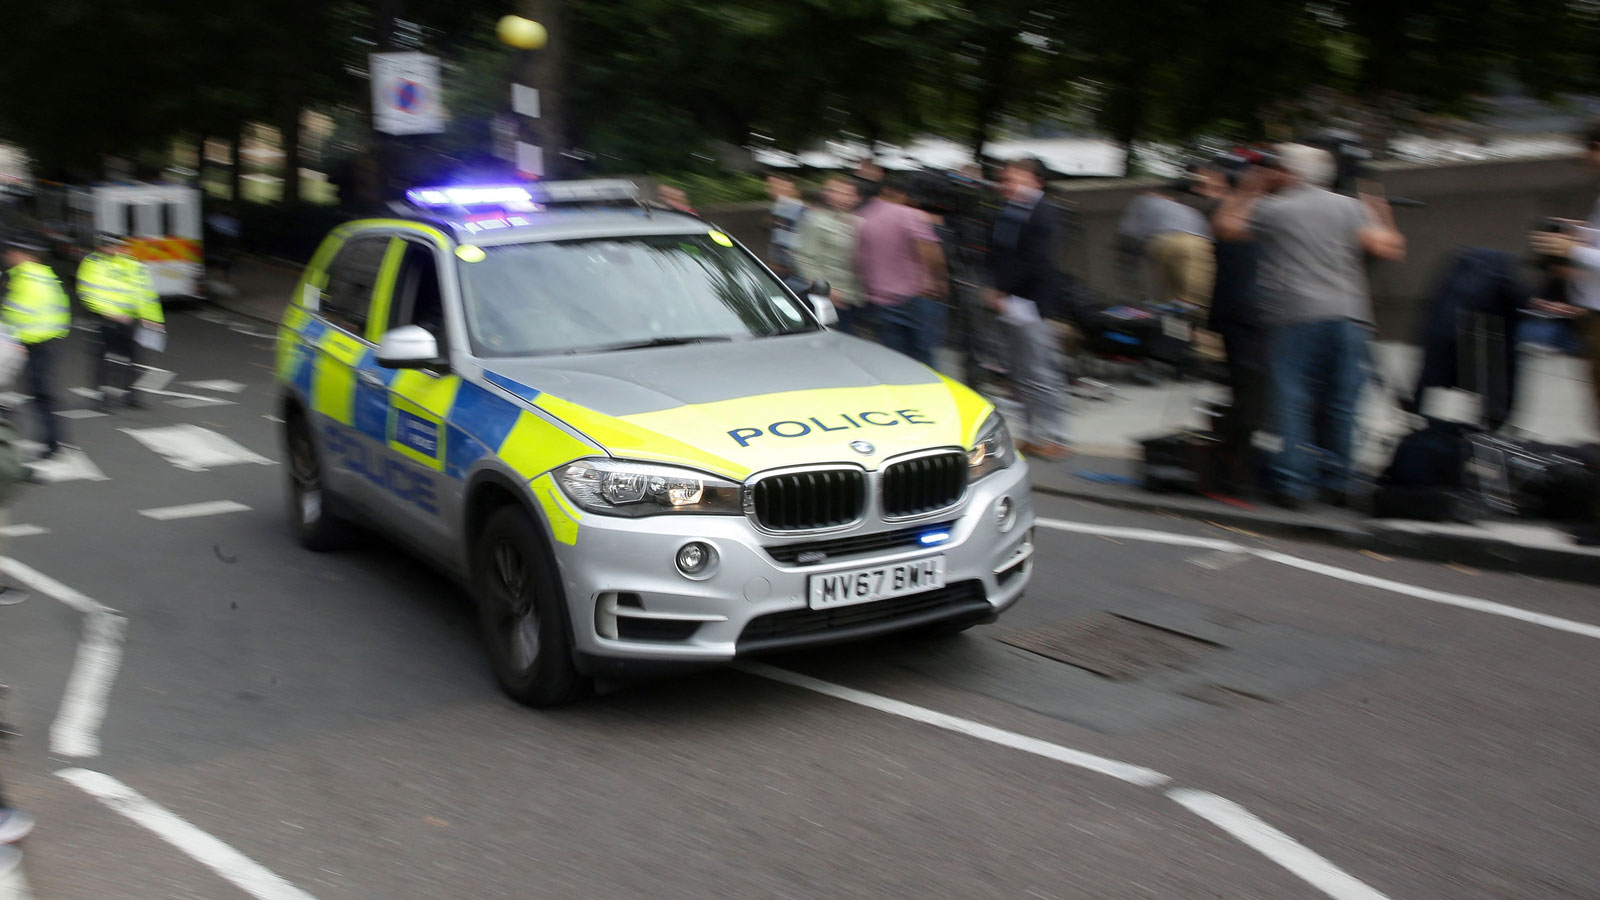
496, 15, 547, 50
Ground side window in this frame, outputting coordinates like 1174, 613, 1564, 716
387, 242, 448, 354
321, 237, 389, 337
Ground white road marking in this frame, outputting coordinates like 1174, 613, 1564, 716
1036, 517, 1600, 641
50, 612, 126, 757
122, 424, 274, 472
1252, 548, 1600, 641
140, 500, 251, 521
1169, 789, 1392, 900
67, 387, 100, 401
262, 415, 283, 424
0, 392, 22, 407
0, 845, 34, 900
132, 367, 175, 392
741, 663, 1169, 785
183, 379, 247, 394
54, 409, 107, 420
166, 397, 235, 408
740, 663, 1391, 900
0, 557, 124, 758
23, 447, 109, 483
57, 769, 320, 900
0, 524, 49, 538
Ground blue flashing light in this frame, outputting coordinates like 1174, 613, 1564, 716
919, 531, 952, 546
406, 185, 534, 208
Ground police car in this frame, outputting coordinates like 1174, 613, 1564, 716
276, 180, 1034, 706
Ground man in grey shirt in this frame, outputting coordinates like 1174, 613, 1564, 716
1216, 143, 1406, 507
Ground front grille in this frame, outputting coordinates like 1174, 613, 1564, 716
765, 521, 957, 565
881, 452, 967, 518
749, 468, 866, 532
737, 581, 990, 652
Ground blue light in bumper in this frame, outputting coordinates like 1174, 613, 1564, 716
919, 531, 951, 546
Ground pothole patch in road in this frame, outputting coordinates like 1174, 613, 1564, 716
998, 612, 1223, 680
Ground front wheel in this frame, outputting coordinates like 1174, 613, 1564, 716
285, 415, 348, 551
473, 506, 589, 707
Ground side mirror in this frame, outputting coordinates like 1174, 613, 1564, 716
375, 325, 443, 369
810, 293, 839, 328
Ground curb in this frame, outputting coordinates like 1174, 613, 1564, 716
1034, 480, 1600, 588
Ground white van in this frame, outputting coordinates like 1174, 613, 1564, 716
48, 184, 205, 299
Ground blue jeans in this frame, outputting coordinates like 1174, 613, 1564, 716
875, 297, 945, 368
1268, 319, 1368, 499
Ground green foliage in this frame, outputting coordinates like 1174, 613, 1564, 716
0, 0, 1595, 186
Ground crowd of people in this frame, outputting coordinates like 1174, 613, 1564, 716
757, 158, 1075, 461
735, 141, 1411, 500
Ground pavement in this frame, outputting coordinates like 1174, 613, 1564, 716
1, 307, 1600, 897
208, 256, 1600, 584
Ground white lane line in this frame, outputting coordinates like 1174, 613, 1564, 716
1252, 548, 1600, 641
1036, 518, 1600, 641
0, 845, 34, 900
0, 524, 48, 538
140, 500, 251, 521
0, 557, 111, 616
262, 415, 283, 424
55, 409, 107, 420
739, 663, 1169, 785
49, 611, 125, 757
741, 664, 1391, 899
1037, 518, 1246, 552
57, 769, 320, 900
1169, 789, 1391, 900
0, 557, 124, 758
183, 379, 247, 394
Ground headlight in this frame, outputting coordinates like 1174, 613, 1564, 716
967, 413, 1016, 482
558, 459, 743, 517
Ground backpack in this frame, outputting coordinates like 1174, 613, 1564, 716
1372, 419, 1486, 522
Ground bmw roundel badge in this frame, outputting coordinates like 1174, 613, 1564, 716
850, 441, 875, 455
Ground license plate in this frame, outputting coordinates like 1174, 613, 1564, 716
807, 557, 946, 610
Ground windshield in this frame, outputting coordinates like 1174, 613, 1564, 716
459, 233, 815, 356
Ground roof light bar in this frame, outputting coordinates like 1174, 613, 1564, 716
406, 185, 534, 208
405, 179, 640, 211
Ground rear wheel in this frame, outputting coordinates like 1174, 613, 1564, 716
285, 414, 348, 551
473, 506, 589, 707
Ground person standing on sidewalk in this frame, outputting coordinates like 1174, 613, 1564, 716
79, 233, 164, 410
986, 157, 1070, 460
1528, 120, 1600, 542
1215, 144, 1406, 508
795, 176, 868, 335
855, 171, 948, 366
1, 237, 71, 460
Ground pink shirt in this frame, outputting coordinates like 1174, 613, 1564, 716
855, 199, 937, 306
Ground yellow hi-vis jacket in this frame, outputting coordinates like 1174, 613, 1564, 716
2, 260, 71, 344
77, 251, 163, 324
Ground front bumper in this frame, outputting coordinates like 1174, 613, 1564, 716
550, 461, 1034, 671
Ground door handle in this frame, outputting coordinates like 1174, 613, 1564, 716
358, 371, 385, 388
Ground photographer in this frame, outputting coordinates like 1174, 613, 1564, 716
1216, 143, 1406, 509
1527, 120, 1600, 541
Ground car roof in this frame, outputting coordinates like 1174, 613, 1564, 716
367, 206, 718, 247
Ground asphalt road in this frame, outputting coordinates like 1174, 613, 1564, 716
2, 307, 1599, 899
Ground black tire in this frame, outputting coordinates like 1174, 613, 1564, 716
473, 505, 590, 707
284, 413, 348, 551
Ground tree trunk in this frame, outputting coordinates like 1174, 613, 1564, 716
281, 109, 303, 207
516, 0, 569, 178
228, 124, 244, 203
969, 37, 1018, 165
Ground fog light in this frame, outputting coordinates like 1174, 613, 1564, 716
995, 497, 1016, 533
675, 541, 716, 577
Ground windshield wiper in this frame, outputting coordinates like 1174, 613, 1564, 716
571, 335, 735, 354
